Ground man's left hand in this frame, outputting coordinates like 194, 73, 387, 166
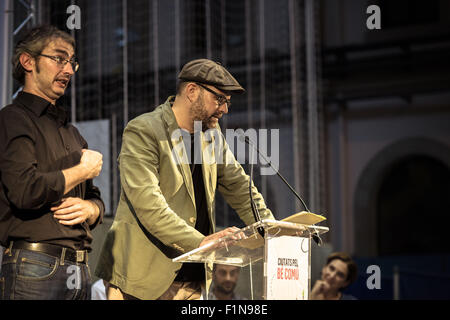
51, 197, 99, 226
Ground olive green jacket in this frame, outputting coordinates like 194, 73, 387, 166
95, 97, 273, 300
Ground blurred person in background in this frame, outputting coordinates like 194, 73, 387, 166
207, 264, 245, 300
311, 252, 358, 300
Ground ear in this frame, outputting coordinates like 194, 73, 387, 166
185, 82, 199, 103
19, 52, 35, 73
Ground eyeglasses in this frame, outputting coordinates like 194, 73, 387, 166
196, 83, 231, 108
37, 54, 79, 72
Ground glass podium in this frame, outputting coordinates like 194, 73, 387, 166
173, 219, 329, 300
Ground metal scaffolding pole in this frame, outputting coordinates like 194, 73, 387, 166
122, 0, 129, 126
152, 0, 160, 106
245, 0, 254, 128
305, 0, 320, 212
174, 0, 180, 74
289, 0, 304, 213
259, 0, 267, 198
0, 0, 13, 108
70, 0, 76, 123
205, 0, 212, 59
2, 0, 39, 107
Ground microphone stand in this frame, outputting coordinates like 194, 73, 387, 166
244, 135, 322, 245
244, 136, 310, 213
248, 142, 265, 238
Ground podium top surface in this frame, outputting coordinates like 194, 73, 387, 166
173, 219, 329, 267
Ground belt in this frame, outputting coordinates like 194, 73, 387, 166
10, 241, 88, 264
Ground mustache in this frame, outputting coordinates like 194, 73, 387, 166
55, 76, 71, 81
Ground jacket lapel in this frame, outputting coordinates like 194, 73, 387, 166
201, 129, 218, 231
162, 99, 196, 208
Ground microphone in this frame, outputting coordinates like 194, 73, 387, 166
240, 134, 322, 245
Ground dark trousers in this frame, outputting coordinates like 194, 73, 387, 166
0, 247, 91, 300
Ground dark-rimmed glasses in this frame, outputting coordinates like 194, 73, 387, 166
196, 83, 231, 108
38, 54, 79, 72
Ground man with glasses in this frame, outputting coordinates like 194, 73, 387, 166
0, 25, 105, 300
96, 59, 274, 300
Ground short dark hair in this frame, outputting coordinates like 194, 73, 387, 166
12, 25, 75, 85
212, 263, 240, 273
326, 252, 358, 285
176, 79, 188, 96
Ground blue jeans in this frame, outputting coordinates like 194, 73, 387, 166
0, 247, 91, 300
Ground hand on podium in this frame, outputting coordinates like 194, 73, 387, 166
199, 226, 245, 249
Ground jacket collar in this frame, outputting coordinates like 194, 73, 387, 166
161, 96, 181, 136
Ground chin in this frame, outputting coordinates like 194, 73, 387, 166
53, 90, 65, 99
207, 121, 219, 129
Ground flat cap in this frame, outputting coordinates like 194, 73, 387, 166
178, 59, 245, 94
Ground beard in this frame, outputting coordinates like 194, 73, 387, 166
215, 281, 236, 295
190, 92, 219, 131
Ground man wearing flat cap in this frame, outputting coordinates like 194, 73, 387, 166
95, 59, 274, 300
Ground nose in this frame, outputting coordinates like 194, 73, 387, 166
323, 269, 334, 280
62, 62, 75, 75
328, 271, 337, 280
219, 102, 229, 114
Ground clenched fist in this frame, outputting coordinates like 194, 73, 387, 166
80, 149, 103, 180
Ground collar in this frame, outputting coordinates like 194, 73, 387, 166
162, 96, 178, 130
47, 103, 68, 126
162, 96, 185, 145
14, 91, 52, 117
14, 91, 68, 126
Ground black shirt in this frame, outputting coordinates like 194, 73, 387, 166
0, 92, 104, 251
175, 132, 210, 282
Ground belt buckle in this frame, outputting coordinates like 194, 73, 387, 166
76, 250, 85, 263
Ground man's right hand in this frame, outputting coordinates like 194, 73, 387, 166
80, 149, 103, 180
62, 149, 103, 195
199, 227, 243, 248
